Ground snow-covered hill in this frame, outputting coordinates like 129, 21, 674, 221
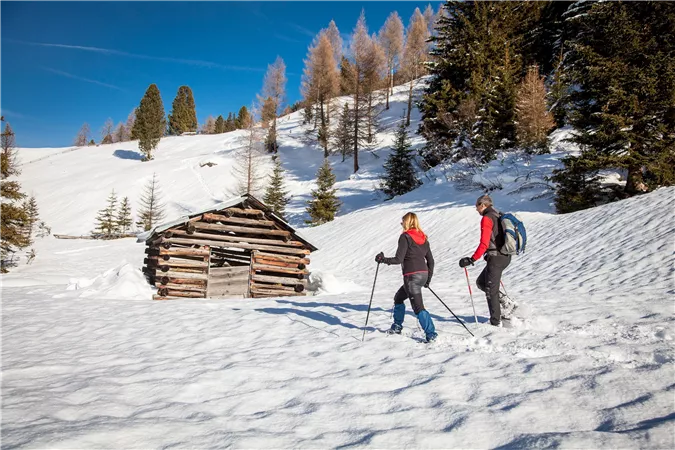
2, 80, 674, 448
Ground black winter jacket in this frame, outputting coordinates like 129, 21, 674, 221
382, 230, 435, 282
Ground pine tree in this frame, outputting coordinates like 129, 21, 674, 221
116, 196, 133, 234
127, 109, 138, 140
258, 57, 286, 153
306, 158, 340, 226
339, 56, 356, 96
402, 8, 430, 127
136, 173, 166, 231
232, 117, 266, 196
168, 86, 198, 135
380, 117, 421, 199
548, 48, 570, 128
1, 120, 29, 271
94, 189, 119, 238
22, 195, 40, 241
302, 33, 340, 156
135, 84, 165, 161
261, 96, 276, 128
515, 65, 555, 153
332, 103, 355, 161
214, 115, 225, 134
88, 139, 96, 146
350, 11, 385, 172
100, 118, 114, 144
225, 113, 236, 132
236, 106, 252, 129
560, 0, 675, 200
263, 158, 290, 219
378, 11, 405, 109
74, 122, 91, 146
201, 115, 216, 134
114, 122, 128, 143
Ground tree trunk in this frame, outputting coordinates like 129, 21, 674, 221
625, 164, 648, 195
353, 76, 360, 173
320, 98, 328, 158
406, 78, 414, 126
367, 93, 373, 144
385, 67, 391, 110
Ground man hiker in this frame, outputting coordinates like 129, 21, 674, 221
459, 194, 517, 327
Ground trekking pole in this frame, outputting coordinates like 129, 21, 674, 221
464, 267, 478, 323
427, 287, 474, 337
500, 280, 510, 299
362, 262, 381, 342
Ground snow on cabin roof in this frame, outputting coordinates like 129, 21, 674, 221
136, 194, 318, 251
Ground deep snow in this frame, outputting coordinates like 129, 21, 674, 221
2, 81, 674, 449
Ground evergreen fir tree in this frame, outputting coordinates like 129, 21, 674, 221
265, 124, 278, 153
225, 113, 236, 132
380, 117, 421, 199
236, 106, 251, 129
214, 115, 225, 134
116, 196, 133, 234
551, 152, 603, 213
168, 86, 198, 135
1, 120, 29, 271
305, 158, 341, 226
548, 48, 570, 128
261, 96, 276, 127
135, 84, 165, 161
136, 173, 166, 231
332, 103, 354, 161
94, 189, 120, 238
263, 158, 290, 219
22, 195, 40, 242
88, 139, 96, 146
557, 0, 675, 208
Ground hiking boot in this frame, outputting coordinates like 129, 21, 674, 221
426, 332, 438, 343
499, 292, 518, 319
386, 323, 403, 335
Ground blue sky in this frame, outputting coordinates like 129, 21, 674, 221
2, 1, 439, 148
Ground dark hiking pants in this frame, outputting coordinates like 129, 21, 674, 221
393, 272, 428, 314
476, 254, 511, 325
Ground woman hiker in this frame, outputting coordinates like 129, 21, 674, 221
375, 212, 438, 343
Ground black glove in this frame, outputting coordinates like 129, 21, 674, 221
459, 257, 475, 268
424, 279, 431, 289
375, 252, 385, 264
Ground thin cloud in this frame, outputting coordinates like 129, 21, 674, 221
274, 34, 303, 44
41, 67, 126, 91
290, 23, 316, 38
1, 109, 29, 119
8, 39, 264, 73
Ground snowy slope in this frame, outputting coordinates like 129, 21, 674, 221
3, 79, 674, 448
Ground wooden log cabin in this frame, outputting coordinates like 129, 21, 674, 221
139, 194, 318, 300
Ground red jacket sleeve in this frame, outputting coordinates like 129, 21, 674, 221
471, 215, 493, 261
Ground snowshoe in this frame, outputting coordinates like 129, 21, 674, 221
386, 323, 403, 335
499, 291, 518, 320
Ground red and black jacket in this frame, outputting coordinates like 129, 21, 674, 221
382, 229, 435, 279
472, 206, 505, 261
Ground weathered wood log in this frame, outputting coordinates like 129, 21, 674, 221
252, 258, 300, 269
162, 237, 309, 256
251, 263, 308, 275
191, 222, 290, 238
250, 281, 295, 291
251, 273, 307, 287
153, 289, 205, 299
223, 207, 264, 217
203, 213, 275, 227
157, 283, 207, 293
208, 278, 249, 289
157, 247, 210, 258
159, 276, 206, 286
209, 266, 250, 276
169, 228, 302, 248
250, 289, 305, 298
145, 257, 208, 268
186, 222, 196, 234
253, 251, 310, 264
161, 270, 208, 281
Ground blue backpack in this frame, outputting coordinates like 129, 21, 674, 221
499, 213, 527, 255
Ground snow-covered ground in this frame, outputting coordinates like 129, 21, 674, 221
2, 82, 674, 448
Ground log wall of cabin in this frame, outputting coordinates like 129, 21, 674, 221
145, 204, 311, 300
